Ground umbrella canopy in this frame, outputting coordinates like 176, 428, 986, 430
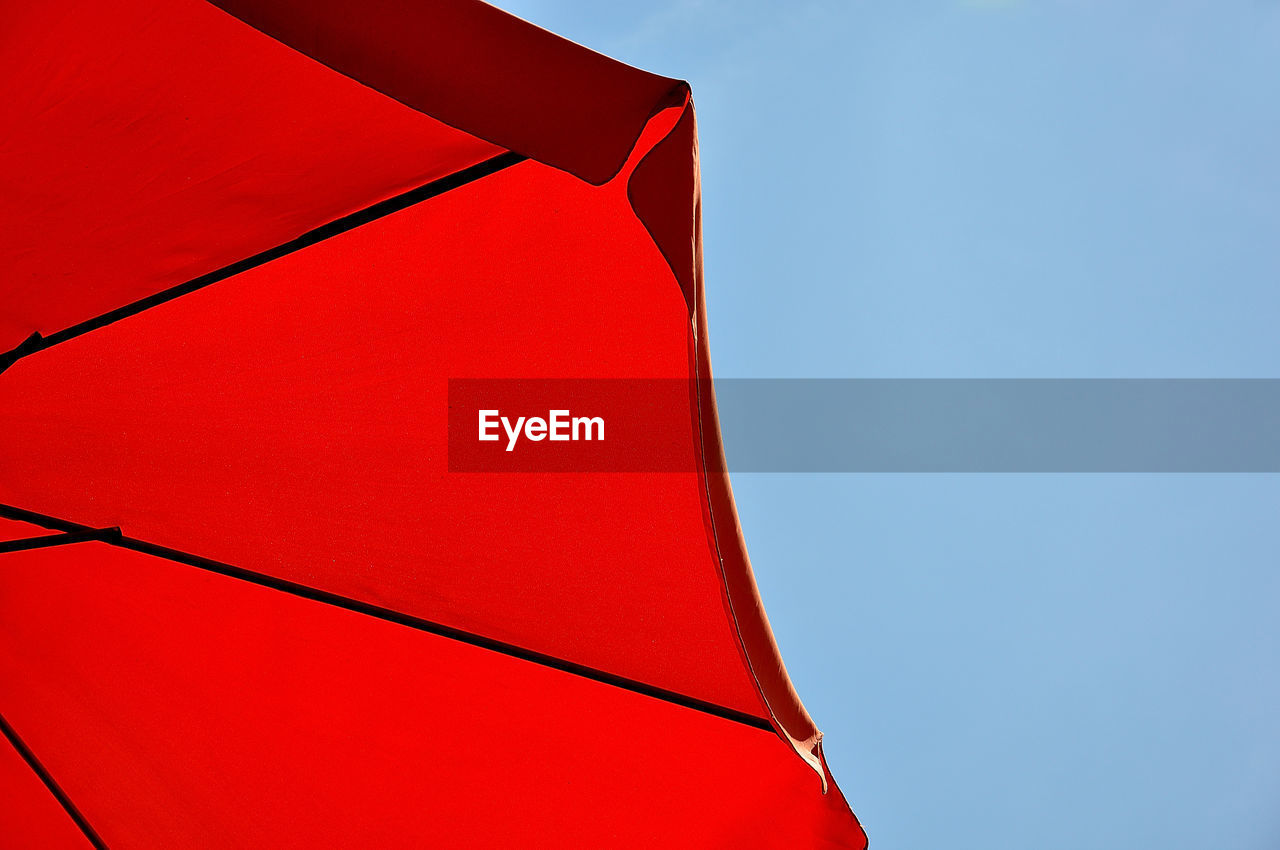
0, 1, 867, 846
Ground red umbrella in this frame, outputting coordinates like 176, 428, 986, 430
0, 1, 867, 846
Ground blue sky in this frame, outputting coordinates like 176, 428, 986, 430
498, 3, 1280, 847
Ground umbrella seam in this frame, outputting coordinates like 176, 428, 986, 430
0, 503, 775, 733
0, 710, 110, 850
0, 151, 526, 376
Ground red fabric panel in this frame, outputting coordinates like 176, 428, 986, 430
0, 516, 46, 543
0, 732, 93, 850
0, 542, 866, 848
0, 0, 501, 351
209, 0, 684, 186
0, 147, 767, 718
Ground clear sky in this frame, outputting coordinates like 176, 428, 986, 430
498, 3, 1280, 847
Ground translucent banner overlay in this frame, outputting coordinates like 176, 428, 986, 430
448, 379, 1280, 472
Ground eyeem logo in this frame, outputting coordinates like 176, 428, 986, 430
479, 409, 605, 452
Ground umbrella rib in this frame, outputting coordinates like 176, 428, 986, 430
0, 710, 110, 850
0, 150, 527, 376
0, 503, 776, 733
0, 528, 121, 554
